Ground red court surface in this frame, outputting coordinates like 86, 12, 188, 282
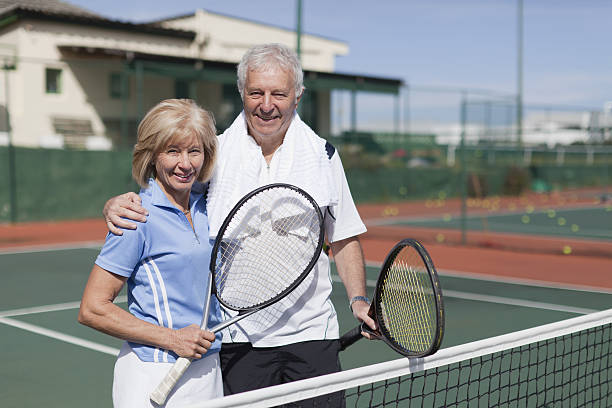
1, 212, 611, 292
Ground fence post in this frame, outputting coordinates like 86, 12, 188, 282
4, 61, 16, 223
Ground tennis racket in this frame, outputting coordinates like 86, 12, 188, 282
150, 183, 324, 405
339, 238, 444, 357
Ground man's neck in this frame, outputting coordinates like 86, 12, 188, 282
248, 132, 286, 164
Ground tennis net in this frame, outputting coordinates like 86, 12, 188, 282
200, 308, 612, 407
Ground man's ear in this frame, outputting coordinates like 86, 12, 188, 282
296, 89, 304, 105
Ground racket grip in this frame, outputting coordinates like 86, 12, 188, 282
339, 325, 363, 351
150, 357, 192, 405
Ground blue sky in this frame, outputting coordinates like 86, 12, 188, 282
69, 0, 611, 130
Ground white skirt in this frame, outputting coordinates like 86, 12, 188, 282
113, 342, 223, 407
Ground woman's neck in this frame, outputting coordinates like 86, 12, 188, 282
154, 179, 190, 212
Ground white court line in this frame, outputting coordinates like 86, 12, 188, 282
331, 276, 597, 315
441, 289, 597, 315
361, 260, 612, 295
365, 204, 607, 227
0, 317, 119, 356
0, 296, 127, 318
0, 241, 102, 255
0, 296, 127, 356
436, 267, 612, 295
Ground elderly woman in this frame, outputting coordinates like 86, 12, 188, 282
78, 99, 222, 407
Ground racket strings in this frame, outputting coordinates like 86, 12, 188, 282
214, 187, 322, 312
378, 247, 437, 353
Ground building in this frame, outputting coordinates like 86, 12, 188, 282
0, 0, 402, 149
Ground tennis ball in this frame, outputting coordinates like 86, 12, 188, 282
557, 217, 566, 226
571, 224, 579, 232
521, 215, 530, 224
438, 191, 447, 200
547, 209, 556, 218
436, 233, 445, 243
443, 214, 452, 222
526, 205, 535, 214
562, 245, 572, 255
382, 206, 398, 217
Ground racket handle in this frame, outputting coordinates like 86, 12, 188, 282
150, 357, 192, 405
339, 325, 363, 351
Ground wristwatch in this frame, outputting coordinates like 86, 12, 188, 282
349, 295, 370, 311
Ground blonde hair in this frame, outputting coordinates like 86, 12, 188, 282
132, 99, 217, 188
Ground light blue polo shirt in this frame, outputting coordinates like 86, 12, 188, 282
95, 179, 222, 363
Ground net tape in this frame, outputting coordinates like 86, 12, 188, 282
199, 308, 612, 408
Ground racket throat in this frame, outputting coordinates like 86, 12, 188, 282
209, 309, 257, 333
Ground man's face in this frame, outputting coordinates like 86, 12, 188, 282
243, 66, 301, 144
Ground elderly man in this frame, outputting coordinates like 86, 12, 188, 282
103, 43, 374, 399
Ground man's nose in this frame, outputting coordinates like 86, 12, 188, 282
261, 93, 273, 112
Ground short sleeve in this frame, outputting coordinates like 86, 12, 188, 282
95, 226, 145, 278
325, 152, 367, 243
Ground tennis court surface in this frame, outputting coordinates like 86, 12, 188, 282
1, 213, 611, 407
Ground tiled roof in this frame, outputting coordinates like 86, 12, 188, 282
0, 0, 102, 19
0, 0, 195, 39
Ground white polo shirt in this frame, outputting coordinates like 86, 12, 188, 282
95, 179, 223, 362
220, 144, 366, 347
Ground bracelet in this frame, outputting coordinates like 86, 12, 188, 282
349, 295, 370, 311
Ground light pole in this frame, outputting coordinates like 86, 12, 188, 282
517, 0, 523, 147
296, 0, 302, 61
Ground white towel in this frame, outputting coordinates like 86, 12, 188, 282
207, 111, 337, 238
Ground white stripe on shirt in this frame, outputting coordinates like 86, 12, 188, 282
143, 261, 164, 362
148, 257, 173, 363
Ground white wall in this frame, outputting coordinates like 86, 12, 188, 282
161, 9, 348, 73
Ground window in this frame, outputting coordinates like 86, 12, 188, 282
109, 73, 129, 99
175, 79, 190, 99
45, 68, 62, 94
218, 83, 244, 130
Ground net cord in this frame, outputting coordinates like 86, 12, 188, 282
196, 307, 612, 408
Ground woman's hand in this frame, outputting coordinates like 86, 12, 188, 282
169, 325, 216, 359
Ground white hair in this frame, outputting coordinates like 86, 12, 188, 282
237, 43, 305, 102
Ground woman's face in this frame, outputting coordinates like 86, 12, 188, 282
154, 132, 204, 200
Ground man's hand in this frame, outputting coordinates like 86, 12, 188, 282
103, 192, 148, 235
330, 236, 378, 340
351, 299, 378, 340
